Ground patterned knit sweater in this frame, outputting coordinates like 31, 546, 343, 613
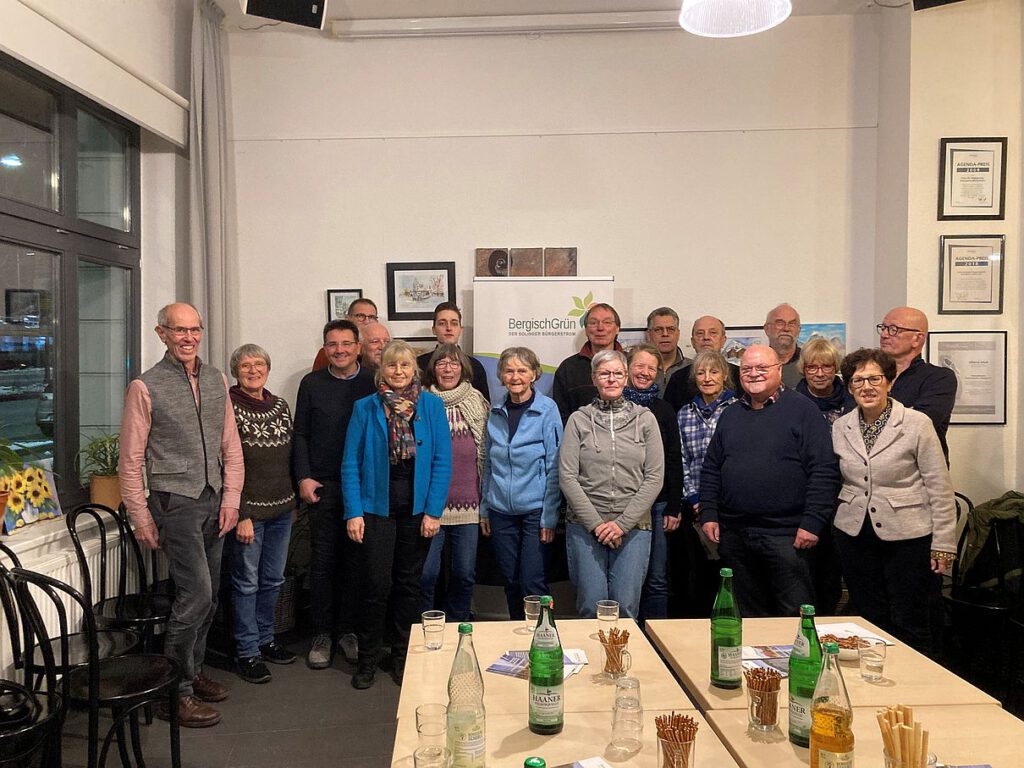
432, 382, 489, 526
230, 387, 296, 522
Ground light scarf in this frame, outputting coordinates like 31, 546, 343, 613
432, 381, 489, 478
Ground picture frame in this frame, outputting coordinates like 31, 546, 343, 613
925, 330, 1007, 425
723, 326, 769, 365
938, 137, 1007, 220
325, 288, 363, 321
386, 262, 456, 321
617, 327, 648, 350
938, 235, 1005, 314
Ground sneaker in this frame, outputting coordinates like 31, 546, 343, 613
237, 656, 272, 684
307, 633, 333, 670
392, 656, 406, 686
259, 641, 297, 665
338, 633, 359, 664
352, 662, 376, 690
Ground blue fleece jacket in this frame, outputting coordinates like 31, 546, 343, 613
480, 391, 563, 529
341, 391, 452, 519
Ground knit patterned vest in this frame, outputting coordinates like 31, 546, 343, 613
232, 395, 296, 521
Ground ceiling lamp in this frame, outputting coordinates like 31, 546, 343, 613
678, 0, 792, 38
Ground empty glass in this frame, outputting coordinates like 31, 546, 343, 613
416, 721, 446, 750
422, 610, 445, 651
859, 637, 886, 682
523, 595, 542, 631
413, 745, 452, 767
610, 676, 643, 752
415, 703, 447, 732
596, 599, 619, 631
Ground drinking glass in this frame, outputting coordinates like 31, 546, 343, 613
858, 637, 886, 682
658, 735, 696, 768
422, 610, 446, 651
415, 703, 447, 732
600, 643, 632, 680
596, 599, 619, 632
413, 745, 452, 767
883, 752, 937, 768
610, 676, 643, 752
523, 595, 542, 631
745, 686, 780, 731
416, 721, 446, 750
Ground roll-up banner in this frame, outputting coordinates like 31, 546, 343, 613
472, 277, 615, 399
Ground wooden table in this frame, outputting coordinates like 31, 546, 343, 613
646, 617, 1000, 711
391, 709, 740, 767
707, 704, 1023, 768
396, 619, 692, 720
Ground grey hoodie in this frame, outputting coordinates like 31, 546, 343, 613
559, 398, 665, 534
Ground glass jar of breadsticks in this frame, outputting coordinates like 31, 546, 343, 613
877, 704, 937, 768
598, 627, 632, 680
655, 712, 698, 768
743, 667, 782, 731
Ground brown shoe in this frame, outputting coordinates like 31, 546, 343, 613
157, 695, 221, 728
192, 674, 228, 703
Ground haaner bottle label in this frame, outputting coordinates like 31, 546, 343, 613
818, 749, 853, 768
790, 696, 812, 732
793, 634, 810, 656
534, 625, 558, 646
529, 683, 563, 724
718, 646, 742, 679
450, 723, 485, 768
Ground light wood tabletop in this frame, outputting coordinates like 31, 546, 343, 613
391, 708, 740, 767
396, 618, 692, 720
706, 704, 1023, 768
646, 617, 999, 712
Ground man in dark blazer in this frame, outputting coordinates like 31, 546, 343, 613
877, 306, 957, 463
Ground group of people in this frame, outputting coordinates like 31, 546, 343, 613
119, 296, 959, 722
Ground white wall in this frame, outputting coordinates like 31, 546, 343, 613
228, 15, 881, 405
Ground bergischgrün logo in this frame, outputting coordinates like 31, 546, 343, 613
567, 292, 595, 328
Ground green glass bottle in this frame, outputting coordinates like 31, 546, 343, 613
447, 623, 486, 768
788, 604, 823, 747
528, 595, 564, 735
524, 759, 547, 768
710, 567, 742, 689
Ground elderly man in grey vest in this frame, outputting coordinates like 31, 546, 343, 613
119, 302, 244, 728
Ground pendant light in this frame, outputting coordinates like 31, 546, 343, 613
678, 0, 792, 38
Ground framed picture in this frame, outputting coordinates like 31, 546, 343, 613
326, 288, 363, 321
617, 327, 648, 350
4, 289, 42, 326
938, 137, 1007, 220
723, 326, 769, 365
2, 461, 63, 535
396, 336, 438, 356
938, 235, 1005, 314
925, 330, 1007, 425
386, 262, 455, 321
475, 248, 509, 277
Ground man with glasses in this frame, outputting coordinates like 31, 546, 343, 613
877, 306, 957, 462
294, 319, 376, 670
664, 314, 741, 412
698, 345, 839, 617
359, 321, 391, 371
119, 302, 243, 727
645, 307, 691, 395
764, 303, 803, 388
416, 301, 490, 400
552, 302, 624, 424
312, 298, 381, 371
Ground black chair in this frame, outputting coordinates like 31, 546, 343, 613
0, 542, 140, 693
12, 567, 181, 768
0, 678, 63, 768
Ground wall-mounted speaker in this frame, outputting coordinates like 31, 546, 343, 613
912, 0, 965, 10
240, 0, 327, 30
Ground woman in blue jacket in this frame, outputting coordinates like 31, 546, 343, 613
342, 340, 452, 689
480, 346, 563, 620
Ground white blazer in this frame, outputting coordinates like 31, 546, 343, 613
832, 399, 956, 554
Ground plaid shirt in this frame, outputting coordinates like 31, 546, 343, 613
739, 383, 785, 409
678, 390, 738, 506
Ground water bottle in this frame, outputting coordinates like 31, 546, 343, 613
788, 604, 823, 747
710, 567, 742, 689
528, 596, 564, 735
447, 623, 486, 767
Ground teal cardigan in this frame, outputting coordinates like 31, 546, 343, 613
341, 391, 453, 519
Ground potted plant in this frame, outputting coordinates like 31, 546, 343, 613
78, 432, 121, 510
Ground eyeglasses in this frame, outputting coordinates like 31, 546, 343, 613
876, 323, 921, 337
434, 359, 462, 369
770, 319, 799, 330
595, 371, 626, 381
804, 364, 836, 374
161, 325, 203, 337
325, 341, 358, 350
238, 361, 268, 372
739, 363, 781, 376
587, 319, 617, 329
349, 312, 378, 322
850, 374, 885, 388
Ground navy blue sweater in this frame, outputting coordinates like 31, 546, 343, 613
698, 388, 840, 536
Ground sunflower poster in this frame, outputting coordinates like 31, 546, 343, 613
2, 463, 62, 535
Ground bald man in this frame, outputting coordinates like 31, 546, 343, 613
663, 315, 741, 412
764, 303, 803, 388
876, 306, 957, 462
359, 322, 391, 371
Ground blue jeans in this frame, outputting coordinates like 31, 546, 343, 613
421, 523, 479, 621
231, 512, 293, 658
566, 521, 652, 619
717, 527, 815, 618
489, 510, 549, 620
640, 502, 669, 621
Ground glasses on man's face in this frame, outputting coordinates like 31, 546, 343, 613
596, 370, 626, 381
587, 319, 617, 329
435, 359, 462, 370
876, 323, 921, 337
161, 325, 204, 337
739, 363, 781, 377
850, 374, 885, 388
349, 312, 378, 322
325, 341, 358, 350
804, 364, 835, 374
771, 319, 799, 330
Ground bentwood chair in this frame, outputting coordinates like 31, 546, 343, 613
12, 568, 181, 768
0, 677, 63, 768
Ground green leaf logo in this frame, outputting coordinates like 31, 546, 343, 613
568, 293, 597, 327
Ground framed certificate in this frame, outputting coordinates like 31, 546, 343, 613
925, 330, 1007, 425
937, 137, 1007, 220
938, 235, 1005, 314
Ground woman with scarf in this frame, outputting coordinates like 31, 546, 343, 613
228, 343, 298, 684
420, 343, 489, 621
795, 337, 854, 426
342, 340, 452, 689
623, 343, 683, 621
677, 350, 738, 613
560, 349, 664, 619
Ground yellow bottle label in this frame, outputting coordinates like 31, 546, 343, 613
818, 749, 853, 768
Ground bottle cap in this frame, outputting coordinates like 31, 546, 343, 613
458, 623, 473, 634
824, 641, 839, 654
720, 567, 733, 577
524, 758, 547, 768
540, 596, 552, 607
800, 604, 816, 615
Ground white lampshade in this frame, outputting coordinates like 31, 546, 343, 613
678, 0, 792, 38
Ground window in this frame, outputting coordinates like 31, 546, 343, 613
0, 53, 140, 504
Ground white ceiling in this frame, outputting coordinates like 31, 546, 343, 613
221, 0, 878, 32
